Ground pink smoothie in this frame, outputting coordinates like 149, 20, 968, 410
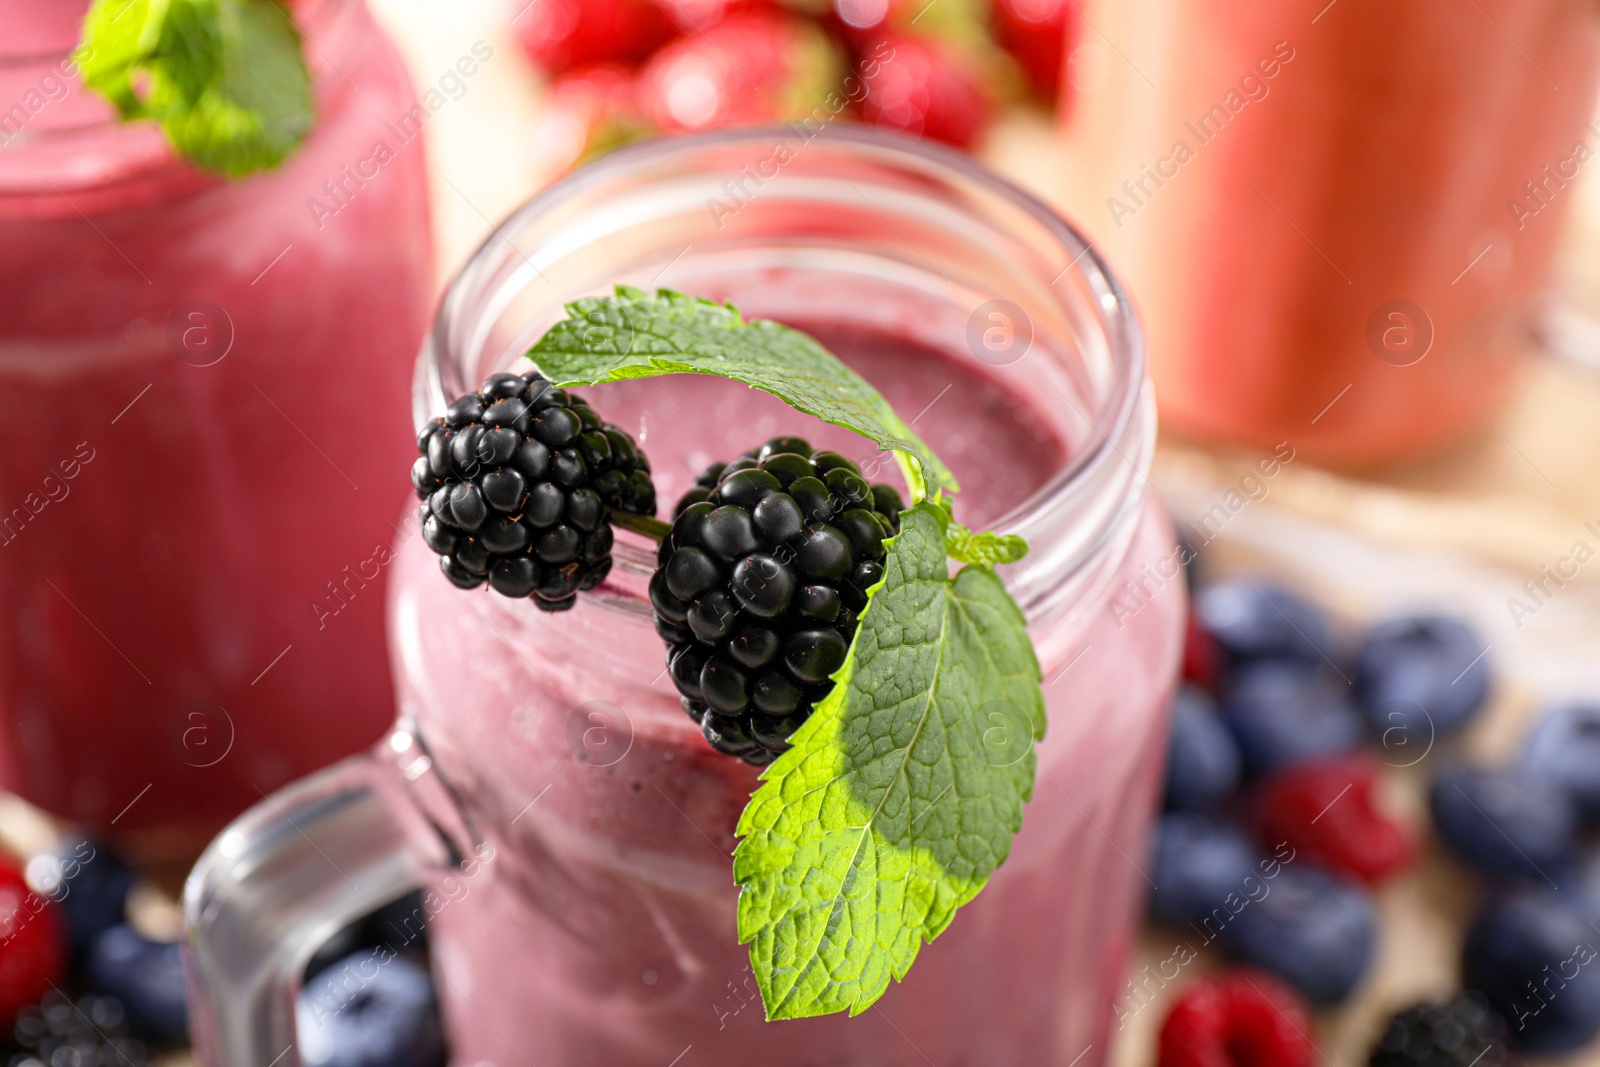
0, 0, 433, 855
390, 327, 1183, 1066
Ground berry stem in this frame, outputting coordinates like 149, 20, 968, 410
609, 510, 673, 542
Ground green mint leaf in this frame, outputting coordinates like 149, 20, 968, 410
946, 523, 1029, 567
525, 287, 959, 501
78, 0, 312, 178
733, 501, 1044, 1019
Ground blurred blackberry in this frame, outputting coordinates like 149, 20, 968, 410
1369, 994, 1516, 1067
651, 437, 904, 764
6, 991, 147, 1067
413, 370, 656, 611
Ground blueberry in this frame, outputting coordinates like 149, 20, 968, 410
1220, 660, 1363, 777
84, 925, 188, 1045
1356, 613, 1491, 739
26, 839, 134, 962
1163, 687, 1242, 811
1222, 865, 1376, 1004
1429, 764, 1575, 882
296, 948, 445, 1067
1197, 577, 1335, 665
1521, 703, 1600, 819
1463, 887, 1600, 1053
1148, 812, 1257, 925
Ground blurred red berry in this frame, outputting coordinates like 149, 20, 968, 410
640, 10, 845, 132
1255, 753, 1414, 886
0, 858, 65, 1027
829, 0, 992, 46
1159, 970, 1317, 1067
1183, 608, 1224, 693
532, 64, 654, 173
859, 32, 993, 148
658, 0, 773, 33
990, 0, 1078, 101
513, 0, 673, 76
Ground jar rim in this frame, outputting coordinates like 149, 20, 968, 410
421, 125, 1155, 621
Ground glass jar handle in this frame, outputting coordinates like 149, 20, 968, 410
182, 723, 469, 1067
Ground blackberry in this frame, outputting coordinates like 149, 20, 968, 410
413, 370, 656, 611
5, 991, 148, 1067
1369, 995, 1516, 1067
652, 437, 905, 764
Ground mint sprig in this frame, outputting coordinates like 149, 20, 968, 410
525, 291, 1043, 1022
526, 287, 959, 502
77, 0, 312, 178
735, 501, 1044, 1018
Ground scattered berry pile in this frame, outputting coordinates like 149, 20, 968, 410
0, 839, 447, 1067
0, 841, 187, 1058
651, 438, 903, 763
519, 0, 1083, 171
1152, 544, 1600, 1064
414, 370, 655, 611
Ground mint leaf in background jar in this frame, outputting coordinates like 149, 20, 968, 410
76, 0, 313, 178
735, 501, 1043, 1019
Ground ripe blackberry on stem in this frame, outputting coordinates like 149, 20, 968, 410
651, 437, 905, 764
413, 369, 657, 612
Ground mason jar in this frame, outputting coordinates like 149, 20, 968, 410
184, 127, 1184, 1067
0, 0, 434, 857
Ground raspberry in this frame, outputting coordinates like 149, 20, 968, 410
1182, 607, 1224, 694
413, 370, 655, 612
1159, 970, 1316, 1067
639, 11, 845, 132
859, 32, 994, 149
0, 858, 65, 1028
511, 0, 672, 76
651, 437, 904, 763
991, 0, 1078, 102
6, 992, 149, 1067
1368, 995, 1513, 1067
1254, 753, 1413, 886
